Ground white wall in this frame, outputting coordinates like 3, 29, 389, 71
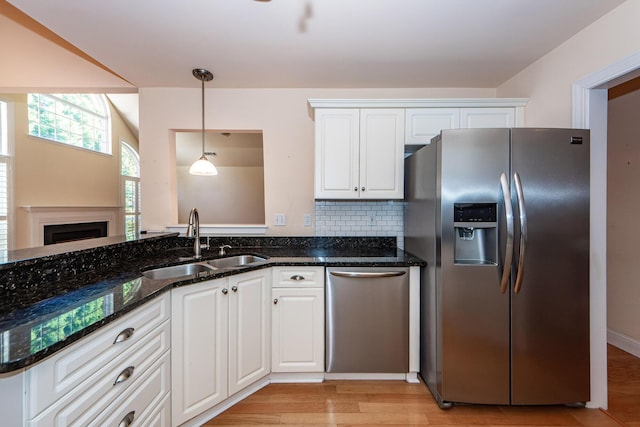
139, 87, 496, 235
607, 88, 640, 344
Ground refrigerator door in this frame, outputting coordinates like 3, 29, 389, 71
404, 144, 439, 394
439, 128, 511, 405
510, 128, 590, 405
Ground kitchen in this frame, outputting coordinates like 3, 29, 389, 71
1, 0, 640, 425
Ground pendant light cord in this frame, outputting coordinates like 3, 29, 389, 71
201, 75, 206, 157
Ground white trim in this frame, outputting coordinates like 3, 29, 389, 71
22, 206, 120, 247
571, 49, 640, 410
409, 266, 420, 373
324, 372, 408, 381
166, 224, 268, 235
608, 329, 640, 359
269, 372, 325, 383
308, 98, 528, 109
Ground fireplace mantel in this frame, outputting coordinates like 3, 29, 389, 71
22, 206, 121, 247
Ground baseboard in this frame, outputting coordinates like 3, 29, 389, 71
270, 372, 325, 383
607, 328, 640, 358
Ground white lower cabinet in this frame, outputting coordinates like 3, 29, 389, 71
25, 293, 171, 427
171, 269, 270, 426
271, 267, 325, 374
171, 278, 228, 425
228, 270, 271, 395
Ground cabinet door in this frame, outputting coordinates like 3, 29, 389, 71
460, 107, 515, 128
171, 279, 228, 426
228, 270, 271, 395
405, 108, 460, 145
272, 288, 324, 373
314, 109, 360, 199
360, 109, 405, 199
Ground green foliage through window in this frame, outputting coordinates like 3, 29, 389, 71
121, 141, 140, 239
27, 93, 110, 154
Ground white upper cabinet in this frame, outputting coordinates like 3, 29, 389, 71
405, 108, 461, 145
309, 98, 527, 151
460, 107, 516, 128
314, 108, 405, 199
405, 106, 520, 145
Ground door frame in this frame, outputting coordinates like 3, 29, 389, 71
572, 49, 640, 409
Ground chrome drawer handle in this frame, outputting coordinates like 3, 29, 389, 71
222, 288, 228, 295
273, 298, 278, 305
113, 366, 135, 386
118, 411, 135, 427
232, 285, 238, 292
290, 275, 306, 281
113, 327, 135, 344
330, 271, 406, 278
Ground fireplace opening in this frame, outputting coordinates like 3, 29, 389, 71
44, 221, 108, 245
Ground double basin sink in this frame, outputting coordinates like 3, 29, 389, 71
142, 254, 267, 281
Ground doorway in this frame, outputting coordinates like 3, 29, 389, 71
573, 50, 640, 410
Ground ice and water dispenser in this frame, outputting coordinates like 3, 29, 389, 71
453, 203, 498, 265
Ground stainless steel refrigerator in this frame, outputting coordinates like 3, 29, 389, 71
405, 128, 590, 408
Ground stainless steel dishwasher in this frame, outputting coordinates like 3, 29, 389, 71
326, 266, 409, 373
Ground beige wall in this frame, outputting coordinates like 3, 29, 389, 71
3, 93, 139, 249
177, 166, 265, 224
607, 88, 640, 342
139, 87, 496, 235
497, 0, 640, 127
0, 4, 134, 93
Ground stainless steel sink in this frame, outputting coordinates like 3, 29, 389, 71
206, 254, 267, 269
142, 262, 216, 280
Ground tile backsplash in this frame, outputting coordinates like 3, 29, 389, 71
314, 200, 404, 249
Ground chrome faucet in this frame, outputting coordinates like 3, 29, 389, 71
186, 208, 202, 258
218, 244, 231, 256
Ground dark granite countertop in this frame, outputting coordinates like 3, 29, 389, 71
0, 235, 425, 373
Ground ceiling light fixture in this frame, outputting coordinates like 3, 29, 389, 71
189, 68, 218, 176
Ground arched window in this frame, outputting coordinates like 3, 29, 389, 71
27, 94, 111, 154
0, 99, 11, 251
121, 141, 140, 239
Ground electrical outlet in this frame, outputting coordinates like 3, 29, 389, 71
368, 212, 376, 225
274, 213, 286, 226
303, 214, 312, 226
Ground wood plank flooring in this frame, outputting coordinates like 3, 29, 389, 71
606, 345, 640, 426
204, 345, 639, 426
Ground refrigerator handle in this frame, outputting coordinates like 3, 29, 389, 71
513, 172, 528, 294
499, 173, 514, 294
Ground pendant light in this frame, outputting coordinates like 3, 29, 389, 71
189, 68, 218, 176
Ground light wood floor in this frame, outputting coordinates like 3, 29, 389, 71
204, 345, 639, 426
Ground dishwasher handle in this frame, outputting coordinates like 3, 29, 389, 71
329, 270, 406, 279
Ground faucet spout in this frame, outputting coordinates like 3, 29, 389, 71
187, 207, 201, 258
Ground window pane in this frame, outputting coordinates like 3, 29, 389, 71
28, 94, 110, 154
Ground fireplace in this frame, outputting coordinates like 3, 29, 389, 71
43, 221, 108, 245
22, 206, 119, 247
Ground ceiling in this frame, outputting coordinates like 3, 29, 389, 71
6, 0, 625, 89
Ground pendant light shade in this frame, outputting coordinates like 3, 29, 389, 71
190, 68, 218, 176
189, 155, 218, 175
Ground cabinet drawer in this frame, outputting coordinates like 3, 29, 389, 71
28, 320, 170, 425
89, 352, 170, 427
134, 393, 171, 427
272, 267, 325, 288
26, 293, 170, 418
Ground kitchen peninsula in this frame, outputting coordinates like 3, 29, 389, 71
0, 233, 423, 426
